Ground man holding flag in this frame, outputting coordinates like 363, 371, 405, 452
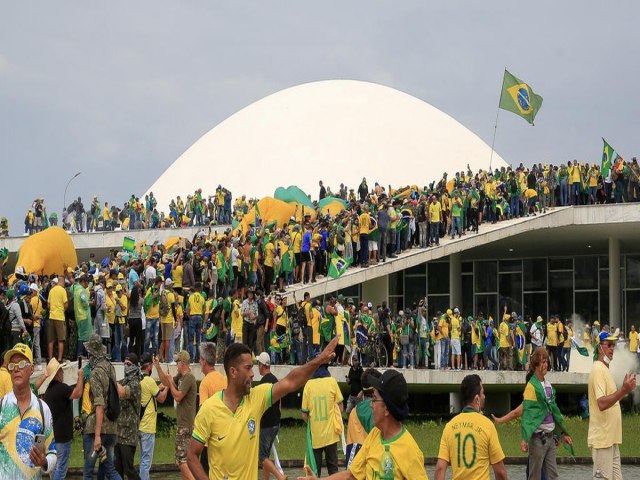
520, 347, 573, 480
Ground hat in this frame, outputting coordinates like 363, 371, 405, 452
124, 352, 139, 365
599, 331, 618, 343
165, 278, 174, 286
368, 370, 409, 420
594, 321, 600, 326
29, 283, 39, 293
115, 284, 123, 292
106, 280, 114, 288
46, 358, 63, 378
367, 302, 373, 309
51, 277, 59, 284
177, 351, 191, 364
140, 353, 153, 366
84, 334, 106, 357
536, 316, 543, 323
4, 343, 33, 365
257, 352, 271, 366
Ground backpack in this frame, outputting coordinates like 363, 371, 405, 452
106, 377, 121, 422
159, 292, 169, 318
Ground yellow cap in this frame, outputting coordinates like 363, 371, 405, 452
4, 343, 33, 365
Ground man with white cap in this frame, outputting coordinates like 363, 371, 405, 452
257, 352, 285, 480
42, 357, 84, 480
588, 331, 637, 479
0, 343, 57, 479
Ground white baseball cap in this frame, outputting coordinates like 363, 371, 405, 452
257, 352, 271, 366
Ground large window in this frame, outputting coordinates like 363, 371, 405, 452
575, 257, 598, 290
475, 261, 497, 294
523, 258, 547, 291
427, 262, 449, 295
475, 294, 498, 322
626, 255, 640, 289
575, 291, 599, 324
523, 292, 547, 321
499, 273, 522, 316
405, 276, 426, 308
549, 271, 573, 320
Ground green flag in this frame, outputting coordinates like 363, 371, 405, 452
499, 70, 543, 125
305, 420, 319, 476
602, 138, 614, 178
327, 252, 348, 279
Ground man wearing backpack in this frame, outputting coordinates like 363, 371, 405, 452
115, 352, 142, 480
83, 334, 122, 479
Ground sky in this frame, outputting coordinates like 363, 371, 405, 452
1, 2, 638, 233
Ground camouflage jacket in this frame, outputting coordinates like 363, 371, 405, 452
116, 375, 141, 446
84, 359, 118, 435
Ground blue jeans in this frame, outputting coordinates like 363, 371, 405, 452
138, 432, 155, 480
401, 342, 415, 368
111, 323, 126, 362
188, 315, 203, 362
570, 182, 580, 205
395, 228, 401, 254
510, 194, 520, 217
145, 318, 159, 354
450, 216, 461, 238
83, 433, 121, 480
440, 337, 450, 368
359, 233, 369, 266
292, 337, 303, 365
430, 222, 440, 245
53, 440, 72, 480
560, 179, 568, 205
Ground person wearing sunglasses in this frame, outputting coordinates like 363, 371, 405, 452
0, 343, 57, 479
588, 331, 637, 480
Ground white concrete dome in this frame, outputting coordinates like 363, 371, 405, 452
146, 80, 507, 208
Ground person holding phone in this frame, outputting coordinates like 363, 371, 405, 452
0, 343, 57, 478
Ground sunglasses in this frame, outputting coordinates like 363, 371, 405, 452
8, 360, 32, 371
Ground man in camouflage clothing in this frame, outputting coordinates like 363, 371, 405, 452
115, 352, 142, 479
83, 334, 122, 479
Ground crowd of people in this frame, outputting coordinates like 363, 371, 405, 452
3, 156, 640, 238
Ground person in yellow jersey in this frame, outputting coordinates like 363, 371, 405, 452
561, 320, 573, 372
546, 316, 558, 372
629, 325, 639, 362
300, 369, 427, 480
29, 283, 44, 369
438, 313, 450, 370
498, 313, 514, 371
159, 278, 176, 363
139, 353, 169, 480
112, 284, 128, 362
0, 355, 12, 399
47, 276, 68, 362
186, 282, 206, 362
428, 194, 442, 247
358, 205, 371, 268
345, 368, 381, 468
187, 336, 339, 480
450, 308, 462, 370
301, 364, 344, 476
435, 374, 507, 480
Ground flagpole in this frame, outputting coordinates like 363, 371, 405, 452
489, 69, 506, 172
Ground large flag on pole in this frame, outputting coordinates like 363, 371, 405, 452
499, 70, 543, 125
602, 138, 614, 178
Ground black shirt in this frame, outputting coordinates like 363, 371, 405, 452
259, 372, 280, 428
347, 365, 363, 397
43, 379, 75, 443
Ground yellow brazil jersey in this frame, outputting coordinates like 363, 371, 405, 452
275, 305, 288, 329
358, 212, 371, 235
47, 284, 68, 321
429, 202, 441, 223
301, 377, 343, 449
105, 293, 116, 325
173, 265, 183, 288
160, 291, 176, 324
117, 294, 128, 324
199, 371, 227, 405
231, 299, 243, 339
471, 325, 480, 347
0, 367, 12, 399
145, 288, 160, 319
349, 426, 428, 480
546, 322, 558, 346
563, 326, 573, 348
450, 316, 460, 340
292, 231, 303, 254
499, 321, 510, 348
139, 375, 161, 434
30, 296, 43, 328
310, 308, 321, 345
630, 330, 638, 353
263, 242, 275, 268
438, 318, 449, 338
438, 410, 505, 480
192, 383, 273, 480
187, 291, 205, 316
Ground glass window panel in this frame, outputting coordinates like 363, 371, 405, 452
428, 262, 449, 295
523, 258, 547, 292
499, 260, 522, 273
428, 296, 450, 320
575, 256, 598, 290
626, 255, 640, 289
575, 291, 599, 325
599, 269, 609, 325
549, 257, 573, 270
599, 256, 609, 269
523, 292, 547, 322
389, 271, 403, 296
337, 284, 360, 299
406, 263, 427, 276
462, 275, 474, 318
405, 276, 426, 309
499, 273, 522, 316
389, 296, 404, 313
475, 261, 497, 293
474, 294, 498, 322
549, 271, 573, 321
626, 290, 640, 333
462, 261, 473, 274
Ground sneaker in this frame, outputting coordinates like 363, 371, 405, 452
35, 364, 43, 371
169, 361, 177, 366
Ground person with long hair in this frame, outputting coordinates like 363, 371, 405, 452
128, 284, 144, 356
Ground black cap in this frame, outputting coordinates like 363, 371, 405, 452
125, 353, 139, 365
140, 353, 153, 366
368, 370, 408, 417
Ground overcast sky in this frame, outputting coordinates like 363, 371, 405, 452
1, 2, 638, 232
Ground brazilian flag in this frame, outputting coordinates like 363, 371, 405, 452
328, 252, 348, 279
515, 321, 527, 365
602, 138, 615, 178
304, 421, 319, 476
499, 69, 543, 125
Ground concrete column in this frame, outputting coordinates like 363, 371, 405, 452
609, 237, 621, 329
362, 274, 389, 308
449, 392, 462, 414
449, 253, 462, 309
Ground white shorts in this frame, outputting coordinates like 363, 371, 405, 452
591, 445, 622, 480
451, 339, 461, 355
369, 240, 378, 251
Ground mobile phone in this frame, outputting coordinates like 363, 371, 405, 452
34, 434, 45, 454
78, 357, 82, 369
